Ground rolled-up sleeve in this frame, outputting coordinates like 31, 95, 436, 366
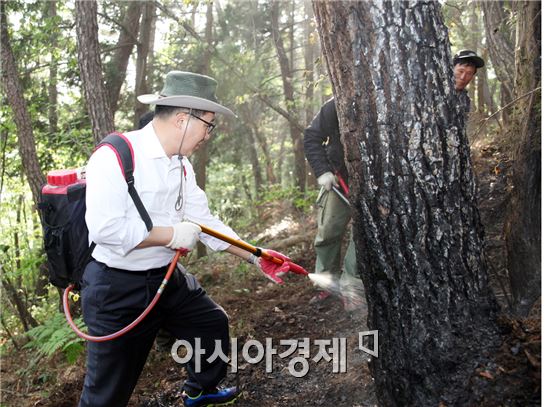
85, 147, 149, 256
183, 162, 240, 251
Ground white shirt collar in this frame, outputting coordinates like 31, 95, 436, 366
141, 122, 168, 159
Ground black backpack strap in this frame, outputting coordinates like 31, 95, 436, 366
96, 133, 153, 231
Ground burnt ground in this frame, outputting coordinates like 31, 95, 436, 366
1, 134, 540, 406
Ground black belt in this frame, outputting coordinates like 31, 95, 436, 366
94, 259, 169, 277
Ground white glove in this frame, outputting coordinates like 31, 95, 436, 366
317, 172, 338, 192
166, 222, 201, 250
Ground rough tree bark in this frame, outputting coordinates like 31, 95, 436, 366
303, 1, 318, 189
133, 0, 155, 128
313, 2, 500, 405
0, 2, 45, 206
75, 0, 114, 143
270, 1, 306, 192
504, 1, 541, 316
481, 1, 515, 124
106, 1, 142, 113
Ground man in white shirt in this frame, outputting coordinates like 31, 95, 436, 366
79, 71, 293, 407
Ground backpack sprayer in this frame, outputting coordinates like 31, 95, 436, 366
40, 133, 308, 342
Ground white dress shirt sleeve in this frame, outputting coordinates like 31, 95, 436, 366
183, 160, 240, 251
85, 146, 149, 256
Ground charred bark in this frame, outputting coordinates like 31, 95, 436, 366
75, 0, 115, 143
314, 2, 500, 405
504, 1, 541, 316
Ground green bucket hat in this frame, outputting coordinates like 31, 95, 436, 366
138, 71, 235, 117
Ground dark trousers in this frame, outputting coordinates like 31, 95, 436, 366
78, 260, 229, 407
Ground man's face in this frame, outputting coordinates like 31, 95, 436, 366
180, 112, 216, 156
454, 63, 476, 91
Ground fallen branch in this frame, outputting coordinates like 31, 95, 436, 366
472, 86, 541, 138
267, 234, 313, 251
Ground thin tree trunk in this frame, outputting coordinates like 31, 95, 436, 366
252, 123, 277, 185
0, 2, 45, 207
75, 0, 115, 143
192, 2, 215, 259
314, 2, 500, 405
481, 0, 515, 121
133, 0, 155, 128
157, 1, 304, 133
107, 1, 142, 113
270, 1, 306, 192
504, 1, 541, 316
303, 2, 317, 190
1, 273, 38, 331
47, 1, 58, 136
244, 128, 262, 196
1, 314, 20, 350
479, 49, 496, 114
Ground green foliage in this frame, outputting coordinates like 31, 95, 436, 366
23, 313, 85, 364
257, 185, 317, 212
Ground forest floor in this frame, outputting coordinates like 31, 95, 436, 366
1, 131, 541, 407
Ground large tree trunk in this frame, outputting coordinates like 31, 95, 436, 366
270, 1, 306, 192
0, 2, 45, 207
75, 0, 115, 143
314, 2, 500, 405
504, 1, 541, 316
106, 1, 142, 113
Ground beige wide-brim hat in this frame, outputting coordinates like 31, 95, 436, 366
138, 71, 236, 117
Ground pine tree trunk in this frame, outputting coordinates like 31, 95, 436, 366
192, 2, 215, 259
303, 1, 318, 190
244, 128, 262, 196
504, 1, 541, 316
253, 123, 277, 185
0, 2, 45, 207
314, 2, 500, 405
107, 1, 142, 113
75, 0, 115, 143
481, 1, 515, 124
133, 0, 155, 128
47, 1, 58, 137
270, 1, 306, 192
1, 275, 38, 331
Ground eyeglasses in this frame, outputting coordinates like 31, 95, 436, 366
190, 113, 216, 134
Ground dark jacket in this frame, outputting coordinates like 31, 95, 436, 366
457, 90, 471, 114
303, 98, 349, 183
